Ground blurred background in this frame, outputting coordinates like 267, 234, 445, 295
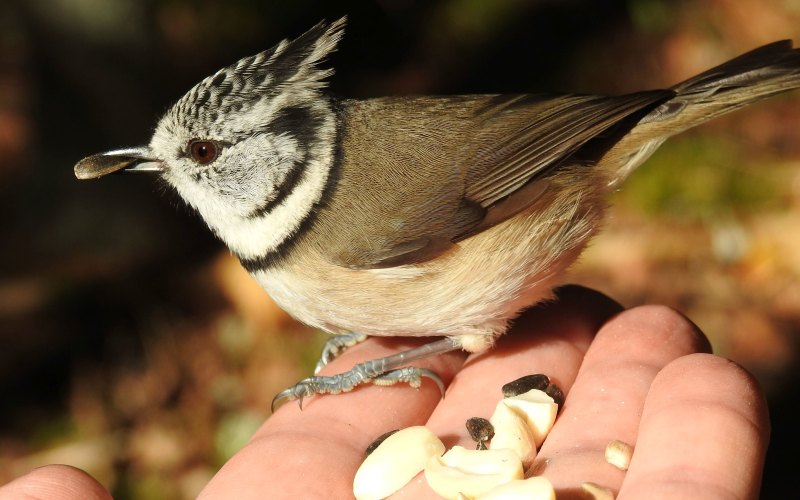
1, 0, 798, 498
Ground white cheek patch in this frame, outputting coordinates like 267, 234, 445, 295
210, 153, 331, 258
159, 117, 335, 260
216, 134, 303, 215
150, 72, 337, 261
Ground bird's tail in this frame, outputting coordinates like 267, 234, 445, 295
602, 40, 800, 186
657, 40, 800, 132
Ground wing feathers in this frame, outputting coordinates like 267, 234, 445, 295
320, 91, 672, 268
465, 90, 672, 207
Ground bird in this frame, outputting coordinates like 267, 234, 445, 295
74, 17, 800, 409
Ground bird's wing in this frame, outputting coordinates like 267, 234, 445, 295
461, 91, 670, 207
322, 91, 672, 269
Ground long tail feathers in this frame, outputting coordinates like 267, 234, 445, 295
601, 40, 800, 186
645, 40, 800, 131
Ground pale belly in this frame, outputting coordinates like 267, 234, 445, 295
250, 191, 602, 353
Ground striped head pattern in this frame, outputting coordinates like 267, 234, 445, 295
149, 18, 345, 264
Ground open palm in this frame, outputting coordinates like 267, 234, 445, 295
0, 286, 768, 500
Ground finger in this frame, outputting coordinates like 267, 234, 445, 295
0, 465, 111, 500
619, 353, 769, 500
201, 337, 466, 499
536, 305, 711, 497
396, 285, 623, 498
427, 285, 623, 447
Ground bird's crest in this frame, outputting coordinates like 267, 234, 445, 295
167, 17, 346, 136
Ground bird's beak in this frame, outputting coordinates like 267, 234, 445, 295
74, 146, 163, 180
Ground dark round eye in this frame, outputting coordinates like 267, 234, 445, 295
188, 140, 219, 164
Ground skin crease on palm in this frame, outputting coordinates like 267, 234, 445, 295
0, 287, 769, 500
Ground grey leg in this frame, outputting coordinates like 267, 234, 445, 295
272, 337, 461, 411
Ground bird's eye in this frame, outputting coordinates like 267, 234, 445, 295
188, 140, 219, 164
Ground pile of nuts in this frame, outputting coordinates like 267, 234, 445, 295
353, 374, 565, 499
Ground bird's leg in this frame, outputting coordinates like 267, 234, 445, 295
272, 337, 461, 411
314, 332, 368, 374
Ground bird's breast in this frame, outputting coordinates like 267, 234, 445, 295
247, 180, 605, 353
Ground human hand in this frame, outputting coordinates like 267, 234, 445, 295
0, 286, 768, 499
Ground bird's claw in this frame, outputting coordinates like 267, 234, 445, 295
372, 367, 446, 396
271, 366, 446, 412
314, 332, 368, 374
272, 337, 461, 412
271, 383, 310, 412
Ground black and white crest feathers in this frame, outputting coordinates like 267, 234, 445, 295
169, 17, 346, 135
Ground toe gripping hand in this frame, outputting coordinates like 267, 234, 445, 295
271, 336, 461, 411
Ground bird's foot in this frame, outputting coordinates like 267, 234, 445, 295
271, 366, 445, 411
272, 336, 461, 411
314, 332, 368, 374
